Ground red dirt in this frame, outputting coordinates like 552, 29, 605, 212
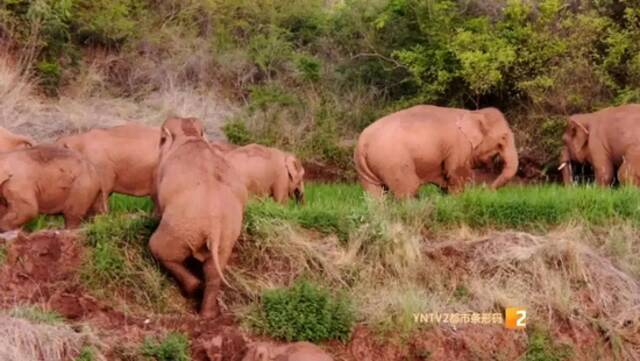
0, 231, 613, 360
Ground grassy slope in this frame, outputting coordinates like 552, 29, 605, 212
20, 183, 640, 358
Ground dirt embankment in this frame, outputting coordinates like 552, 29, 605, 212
1, 231, 637, 360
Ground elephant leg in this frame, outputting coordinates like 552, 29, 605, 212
359, 177, 385, 198
0, 194, 38, 232
618, 149, 640, 186
201, 221, 241, 318
381, 162, 421, 199
591, 155, 615, 186
444, 156, 473, 194
149, 227, 202, 296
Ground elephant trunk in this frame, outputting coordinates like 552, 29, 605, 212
491, 134, 518, 189
559, 146, 573, 186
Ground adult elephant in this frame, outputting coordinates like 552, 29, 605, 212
56, 123, 160, 200
226, 144, 305, 204
355, 105, 519, 198
559, 104, 640, 186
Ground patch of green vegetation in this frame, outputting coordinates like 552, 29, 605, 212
75, 346, 96, 361
140, 332, 190, 361
8, 305, 64, 325
24, 215, 65, 232
253, 279, 354, 342
246, 184, 640, 235
0, 244, 6, 266
109, 194, 154, 214
80, 212, 179, 312
524, 326, 573, 361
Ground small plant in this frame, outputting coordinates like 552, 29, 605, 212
223, 119, 254, 145
9, 305, 64, 325
0, 244, 6, 266
75, 346, 96, 361
140, 332, 190, 361
255, 279, 354, 342
524, 326, 573, 361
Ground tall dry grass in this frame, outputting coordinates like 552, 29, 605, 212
0, 52, 236, 141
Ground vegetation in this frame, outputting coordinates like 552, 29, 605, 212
0, 244, 6, 266
80, 211, 183, 313
253, 279, 354, 342
524, 326, 573, 361
74, 347, 97, 361
140, 332, 191, 361
5, 0, 640, 170
8, 305, 64, 325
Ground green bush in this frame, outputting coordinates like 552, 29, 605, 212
75, 347, 96, 361
524, 326, 573, 361
140, 332, 190, 361
73, 0, 137, 46
255, 279, 354, 342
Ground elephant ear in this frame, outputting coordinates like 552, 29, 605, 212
456, 112, 485, 149
569, 117, 590, 136
159, 126, 173, 151
285, 155, 304, 183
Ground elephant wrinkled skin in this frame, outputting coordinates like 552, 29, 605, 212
226, 144, 305, 204
150, 117, 247, 318
242, 342, 333, 361
0, 127, 34, 152
56, 123, 160, 199
355, 105, 519, 198
0, 145, 105, 231
560, 104, 640, 186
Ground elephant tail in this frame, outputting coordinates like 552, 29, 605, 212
207, 226, 231, 289
354, 140, 382, 187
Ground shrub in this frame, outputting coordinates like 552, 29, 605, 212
524, 326, 573, 361
75, 346, 96, 361
255, 279, 354, 342
72, 0, 137, 46
140, 332, 190, 361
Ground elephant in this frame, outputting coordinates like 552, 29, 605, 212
559, 104, 640, 186
149, 117, 247, 318
226, 144, 305, 204
0, 127, 34, 152
209, 140, 238, 154
242, 342, 333, 361
0, 145, 105, 231
354, 105, 519, 198
56, 123, 160, 200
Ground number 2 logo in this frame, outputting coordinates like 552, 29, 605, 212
505, 307, 527, 329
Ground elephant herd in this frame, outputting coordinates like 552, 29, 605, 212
0, 103, 637, 319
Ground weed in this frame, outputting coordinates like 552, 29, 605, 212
524, 326, 573, 361
254, 279, 354, 342
8, 305, 64, 325
140, 332, 190, 361
74, 346, 96, 361
0, 244, 6, 266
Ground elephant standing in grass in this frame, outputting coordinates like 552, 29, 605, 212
0, 127, 34, 152
149, 117, 247, 317
560, 104, 640, 186
0, 145, 105, 230
355, 105, 519, 198
56, 123, 160, 200
226, 144, 305, 204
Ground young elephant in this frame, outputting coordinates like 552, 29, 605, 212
0, 126, 34, 152
0, 145, 105, 231
56, 123, 160, 199
226, 144, 305, 204
242, 342, 333, 361
150, 117, 247, 317
355, 105, 518, 198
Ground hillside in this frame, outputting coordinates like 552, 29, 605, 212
1, 1, 640, 360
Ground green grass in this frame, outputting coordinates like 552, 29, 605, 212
140, 332, 190, 361
524, 326, 573, 361
8, 305, 64, 325
245, 183, 640, 236
0, 244, 6, 266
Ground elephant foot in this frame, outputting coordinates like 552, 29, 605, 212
200, 285, 221, 319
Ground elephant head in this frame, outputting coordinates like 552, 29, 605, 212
285, 154, 305, 203
559, 115, 591, 184
159, 117, 206, 154
460, 108, 519, 189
